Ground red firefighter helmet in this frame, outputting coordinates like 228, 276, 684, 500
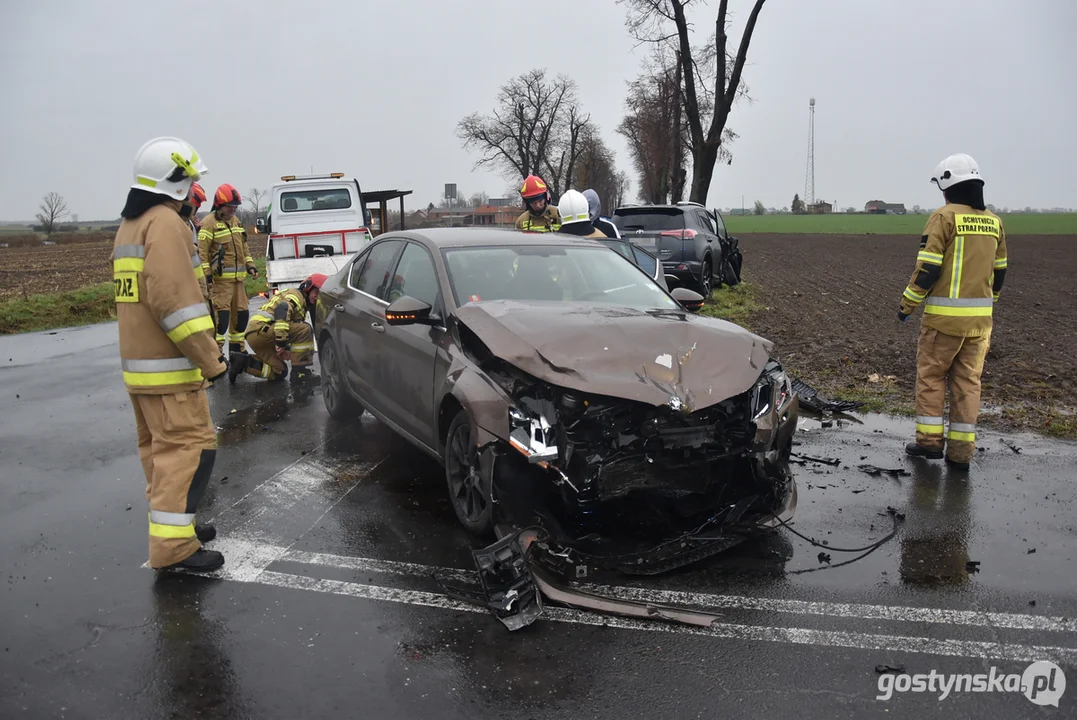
189, 182, 207, 209
520, 174, 550, 202
299, 273, 328, 304
212, 183, 242, 209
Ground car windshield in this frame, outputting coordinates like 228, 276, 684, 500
613, 210, 684, 232
442, 245, 680, 311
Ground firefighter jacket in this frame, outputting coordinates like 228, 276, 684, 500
198, 212, 255, 281
114, 201, 226, 394
515, 206, 562, 233
899, 203, 1008, 338
249, 288, 309, 347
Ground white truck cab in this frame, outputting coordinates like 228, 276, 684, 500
258, 173, 374, 292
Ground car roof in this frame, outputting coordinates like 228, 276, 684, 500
377, 227, 608, 249
614, 205, 690, 213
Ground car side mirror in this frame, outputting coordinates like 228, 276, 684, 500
671, 287, 705, 313
385, 295, 435, 326
255, 217, 266, 234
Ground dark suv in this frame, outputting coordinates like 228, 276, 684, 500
612, 202, 739, 296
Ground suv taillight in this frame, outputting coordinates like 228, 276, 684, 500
659, 229, 698, 240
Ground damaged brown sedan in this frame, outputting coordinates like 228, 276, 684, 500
314, 228, 798, 621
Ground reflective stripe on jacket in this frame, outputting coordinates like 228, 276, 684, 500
197, 212, 255, 280
246, 288, 308, 344
515, 207, 562, 233
113, 202, 225, 394
899, 204, 1007, 337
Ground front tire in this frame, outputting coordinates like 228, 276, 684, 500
444, 410, 494, 535
698, 257, 713, 297
319, 336, 360, 421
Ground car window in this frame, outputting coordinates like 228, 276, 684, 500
631, 246, 658, 277
613, 210, 685, 232
712, 211, 727, 238
598, 239, 635, 262
696, 211, 717, 235
387, 242, 440, 309
355, 240, 403, 300
348, 248, 371, 288
443, 245, 679, 311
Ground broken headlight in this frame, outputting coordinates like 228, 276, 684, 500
752, 360, 793, 420
508, 405, 558, 463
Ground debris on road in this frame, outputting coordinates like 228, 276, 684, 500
857, 464, 910, 478
791, 378, 864, 414
1027, 548, 1036, 554
791, 453, 841, 466
817, 552, 832, 564
876, 664, 907, 675
965, 560, 981, 573
1002, 439, 1022, 454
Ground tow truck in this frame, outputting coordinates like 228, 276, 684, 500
257, 173, 375, 293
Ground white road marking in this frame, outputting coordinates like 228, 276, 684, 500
241, 567, 1077, 666
280, 547, 1077, 633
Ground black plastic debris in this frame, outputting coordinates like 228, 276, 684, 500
791, 452, 841, 467
851, 489, 866, 494
858, 464, 910, 478
965, 560, 981, 573
471, 533, 543, 631
791, 378, 865, 413
876, 664, 907, 675
817, 552, 832, 564
1029, 600, 1037, 607
1027, 548, 1036, 554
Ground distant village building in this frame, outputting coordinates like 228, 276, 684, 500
865, 200, 906, 215
807, 201, 833, 214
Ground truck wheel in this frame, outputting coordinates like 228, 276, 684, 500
445, 410, 494, 535
319, 336, 360, 421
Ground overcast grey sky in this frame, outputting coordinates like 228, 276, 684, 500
1, 0, 1073, 221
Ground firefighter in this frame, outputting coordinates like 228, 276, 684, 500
198, 183, 258, 355
184, 182, 212, 314
514, 175, 562, 232
115, 136, 228, 572
556, 190, 608, 238
228, 273, 324, 384
899, 153, 1007, 471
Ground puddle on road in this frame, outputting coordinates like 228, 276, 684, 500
215, 382, 322, 447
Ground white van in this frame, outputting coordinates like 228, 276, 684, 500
259, 173, 374, 292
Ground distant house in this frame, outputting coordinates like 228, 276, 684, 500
807, 201, 833, 214
865, 200, 906, 215
473, 204, 521, 226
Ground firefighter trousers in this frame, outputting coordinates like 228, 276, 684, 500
914, 326, 991, 464
131, 389, 217, 568
210, 279, 249, 354
243, 320, 315, 380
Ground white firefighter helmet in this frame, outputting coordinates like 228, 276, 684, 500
131, 137, 208, 200
557, 189, 591, 226
931, 153, 983, 191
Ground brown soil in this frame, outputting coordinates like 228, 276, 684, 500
0, 230, 265, 300
738, 234, 1077, 431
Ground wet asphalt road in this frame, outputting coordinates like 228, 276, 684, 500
2, 321, 1077, 719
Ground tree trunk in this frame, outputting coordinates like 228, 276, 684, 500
670, 51, 685, 204
689, 138, 722, 204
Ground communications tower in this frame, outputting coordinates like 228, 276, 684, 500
804, 98, 816, 206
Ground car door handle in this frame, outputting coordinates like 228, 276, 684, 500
371, 322, 385, 333
334, 304, 345, 312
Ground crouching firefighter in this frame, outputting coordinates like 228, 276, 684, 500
899, 153, 1007, 471
229, 273, 324, 384
198, 183, 258, 355
115, 136, 228, 572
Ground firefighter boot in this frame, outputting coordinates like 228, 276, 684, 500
162, 548, 224, 573
195, 523, 216, 543
906, 442, 944, 460
945, 455, 970, 472
228, 352, 250, 384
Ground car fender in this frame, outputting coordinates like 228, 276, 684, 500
442, 363, 513, 449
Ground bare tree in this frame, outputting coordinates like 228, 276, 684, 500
456, 69, 594, 200
246, 188, 267, 220
36, 192, 68, 238
573, 129, 625, 214
620, 0, 766, 204
468, 191, 490, 208
753, 200, 765, 215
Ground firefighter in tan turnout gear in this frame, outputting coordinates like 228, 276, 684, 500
228, 273, 323, 384
515, 174, 562, 232
198, 183, 258, 354
899, 154, 1007, 471
115, 137, 228, 572
185, 182, 212, 315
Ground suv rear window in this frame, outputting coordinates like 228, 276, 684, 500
613, 209, 685, 232
280, 188, 352, 213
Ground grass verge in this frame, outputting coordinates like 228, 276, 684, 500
245, 257, 268, 297
0, 283, 114, 334
697, 282, 760, 328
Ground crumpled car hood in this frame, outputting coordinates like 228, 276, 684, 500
454, 300, 774, 410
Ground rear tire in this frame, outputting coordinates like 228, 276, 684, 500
319, 335, 360, 421
444, 410, 494, 535
698, 257, 713, 297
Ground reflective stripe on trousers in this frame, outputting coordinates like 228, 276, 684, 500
148, 510, 195, 539
122, 357, 203, 386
